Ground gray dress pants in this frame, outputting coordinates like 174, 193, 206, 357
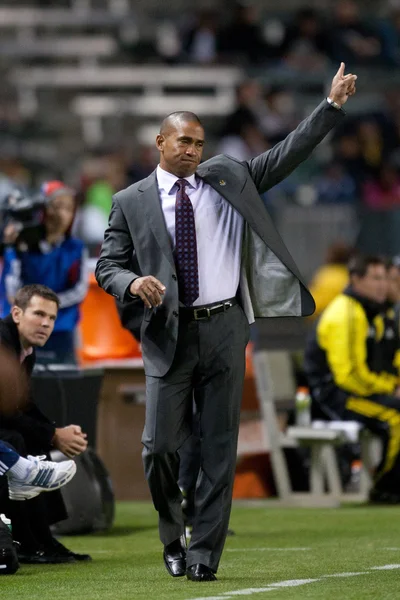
142, 303, 249, 572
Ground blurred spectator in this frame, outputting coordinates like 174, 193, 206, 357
363, 164, 400, 210
0, 159, 31, 192
78, 153, 127, 246
357, 119, 388, 175
304, 254, 400, 504
182, 10, 219, 64
333, 129, 367, 193
376, 258, 400, 376
218, 79, 268, 160
217, 123, 268, 161
308, 242, 353, 318
1, 181, 88, 364
316, 162, 356, 204
388, 256, 400, 306
222, 80, 265, 135
279, 8, 331, 72
217, 2, 269, 64
126, 144, 158, 186
329, 0, 384, 66
260, 87, 299, 144
380, 7, 400, 66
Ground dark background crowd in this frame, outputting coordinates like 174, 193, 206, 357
0, 0, 400, 273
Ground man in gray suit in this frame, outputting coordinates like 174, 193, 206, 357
95, 63, 357, 582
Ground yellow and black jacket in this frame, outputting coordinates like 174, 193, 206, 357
375, 302, 400, 376
304, 287, 400, 418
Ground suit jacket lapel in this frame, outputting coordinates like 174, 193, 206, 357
197, 164, 266, 243
139, 172, 175, 270
197, 163, 305, 283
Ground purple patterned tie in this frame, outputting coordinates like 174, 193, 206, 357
174, 178, 199, 306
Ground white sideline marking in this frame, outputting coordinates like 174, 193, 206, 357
226, 548, 311, 553
371, 564, 400, 570
268, 579, 319, 589
186, 564, 400, 600
321, 571, 369, 577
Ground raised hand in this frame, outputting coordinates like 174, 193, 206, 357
329, 62, 357, 107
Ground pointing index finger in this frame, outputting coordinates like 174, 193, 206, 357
338, 62, 345, 78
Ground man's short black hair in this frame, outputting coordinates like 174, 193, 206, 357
159, 112, 203, 135
348, 254, 386, 278
13, 285, 60, 311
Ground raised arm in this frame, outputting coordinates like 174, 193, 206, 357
248, 63, 357, 194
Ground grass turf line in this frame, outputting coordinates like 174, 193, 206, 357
3, 502, 400, 599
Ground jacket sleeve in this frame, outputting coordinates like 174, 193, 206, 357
247, 100, 345, 194
319, 301, 399, 396
393, 350, 400, 376
95, 195, 141, 302
0, 403, 56, 449
57, 247, 89, 308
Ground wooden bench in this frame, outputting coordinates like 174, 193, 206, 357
251, 349, 379, 506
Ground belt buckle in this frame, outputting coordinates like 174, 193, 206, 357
223, 301, 233, 311
194, 307, 211, 320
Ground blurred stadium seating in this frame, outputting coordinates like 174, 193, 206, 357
1, 0, 400, 259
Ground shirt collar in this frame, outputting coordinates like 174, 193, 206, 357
20, 346, 33, 364
156, 165, 197, 195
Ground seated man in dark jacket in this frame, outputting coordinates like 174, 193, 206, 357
304, 255, 400, 503
0, 283, 90, 563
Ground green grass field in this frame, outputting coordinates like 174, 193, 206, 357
4, 501, 400, 599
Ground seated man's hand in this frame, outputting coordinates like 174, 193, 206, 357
3, 223, 20, 245
53, 424, 88, 457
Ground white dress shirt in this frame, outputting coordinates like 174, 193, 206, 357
156, 165, 243, 306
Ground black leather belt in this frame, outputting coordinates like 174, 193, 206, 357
180, 297, 237, 321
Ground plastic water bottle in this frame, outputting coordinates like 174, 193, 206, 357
295, 387, 311, 427
0, 513, 11, 533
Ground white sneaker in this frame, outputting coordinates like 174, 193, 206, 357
8, 455, 77, 501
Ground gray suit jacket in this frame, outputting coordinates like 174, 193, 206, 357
95, 100, 345, 376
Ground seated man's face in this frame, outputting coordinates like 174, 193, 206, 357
352, 265, 388, 305
12, 295, 58, 347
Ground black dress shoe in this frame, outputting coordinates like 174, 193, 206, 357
186, 563, 217, 582
48, 538, 92, 562
163, 537, 186, 577
17, 547, 75, 564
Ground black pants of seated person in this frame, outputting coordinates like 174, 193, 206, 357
0, 428, 67, 553
342, 393, 400, 497
318, 388, 400, 498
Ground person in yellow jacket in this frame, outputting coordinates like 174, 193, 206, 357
372, 259, 400, 379
308, 242, 353, 319
304, 254, 400, 503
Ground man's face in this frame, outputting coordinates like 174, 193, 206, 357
45, 193, 75, 235
12, 295, 58, 347
387, 265, 400, 303
156, 120, 205, 177
352, 264, 388, 304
